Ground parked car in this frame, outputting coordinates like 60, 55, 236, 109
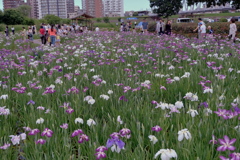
203, 18, 214, 23
227, 16, 240, 22
176, 18, 194, 23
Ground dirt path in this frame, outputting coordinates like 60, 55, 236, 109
33, 39, 42, 45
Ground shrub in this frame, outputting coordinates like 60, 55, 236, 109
219, 18, 227, 22
0, 23, 5, 32
23, 18, 35, 25
172, 22, 240, 35
103, 17, 110, 23
96, 18, 102, 22
148, 22, 157, 33
61, 19, 71, 24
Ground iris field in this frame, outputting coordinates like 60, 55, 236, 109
0, 32, 239, 160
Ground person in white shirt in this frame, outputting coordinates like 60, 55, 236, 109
229, 18, 237, 43
11, 26, 15, 35
120, 24, 123, 32
95, 26, 99, 32
76, 25, 79, 33
199, 22, 206, 40
194, 18, 205, 40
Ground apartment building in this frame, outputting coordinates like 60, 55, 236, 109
3, 0, 26, 10
103, 0, 124, 17
82, 0, 104, 18
27, 0, 39, 19
67, 0, 75, 14
38, 0, 67, 19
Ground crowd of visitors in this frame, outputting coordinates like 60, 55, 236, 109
119, 18, 173, 35
3, 17, 238, 46
192, 17, 237, 42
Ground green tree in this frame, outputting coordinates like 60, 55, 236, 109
149, 0, 182, 18
187, 0, 239, 9
2, 9, 24, 25
103, 17, 110, 23
0, 10, 3, 23
44, 14, 61, 24
16, 5, 31, 17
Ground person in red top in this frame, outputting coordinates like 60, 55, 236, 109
39, 26, 46, 45
48, 25, 57, 46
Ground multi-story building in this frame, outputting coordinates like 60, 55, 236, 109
3, 0, 26, 10
82, 0, 103, 18
27, 0, 39, 19
103, 0, 124, 17
74, 6, 81, 13
68, 5, 82, 18
67, 0, 74, 14
37, 0, 67, 19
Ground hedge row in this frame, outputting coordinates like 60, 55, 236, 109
148, 22, 240, 35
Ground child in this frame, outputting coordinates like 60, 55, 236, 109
45, 30, 51, 46
56, 33, 61, 46
208, 26, 213, 34
11, 26, 15, 35
132, 27, 136, 33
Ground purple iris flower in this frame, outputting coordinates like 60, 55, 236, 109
106, 138, 125, 150
27, 100, 35, 105
198, 102, 209, 108
217, 135, 236, 151
35, 139, 46, 145
119, 96, 128, 102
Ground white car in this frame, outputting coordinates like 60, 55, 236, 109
203, 18, 214, 23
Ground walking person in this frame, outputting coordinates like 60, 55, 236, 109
11, 26, 15, 35
193, 18, 205, 39
56, 33, 61, 46
228, 18, 237, 43
49, 25, 57, 47
45, 30, 51, 46
165, 20, 172, 35
142, 18, 148, 34
28, 26, 33, 41
160, 20, 165, 35
120, 23, 123, 32
32, 25, 36, 35
199, 22, 206, 41
21, 27, 26, 41
39, 26, 46, 45
5, 26, 9, 37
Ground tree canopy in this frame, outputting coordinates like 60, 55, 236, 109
187, 0, 239, 9
44, 14, 62, 24
149, 0, 182, 18
16, 5, 32, 17
2, 9, 24, 25
0, 10, 3, 23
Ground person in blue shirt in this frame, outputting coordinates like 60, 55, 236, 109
142, 18, 148, 33
208, 26, 213, 34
